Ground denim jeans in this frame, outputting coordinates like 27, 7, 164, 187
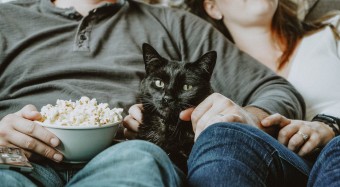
308, 136, 340, 187
187, 122, 312, 187
0, 140, 186, 187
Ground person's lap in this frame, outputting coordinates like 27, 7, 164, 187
0, 140, 185, 187
187, 122, 312, 187
3, 122, 327, 187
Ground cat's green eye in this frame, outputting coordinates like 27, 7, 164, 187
155, 80, 165, 88
183, 84, 193, 91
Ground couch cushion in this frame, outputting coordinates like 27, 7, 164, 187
306, 0, 340, 21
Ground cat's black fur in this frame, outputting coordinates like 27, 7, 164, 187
137, 43, 216, 173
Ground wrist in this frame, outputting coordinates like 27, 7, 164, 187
243, 106, 282, 137
312, 114, 340, 136
243, 106, 270, 124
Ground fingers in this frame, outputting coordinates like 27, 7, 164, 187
1, 113, 62, 162
279, 121, 321, 156
11, 119, 60, 147
192, 93, 245, 141
192, 93, 225, 140
123, 115, 139, 139
192, 93, 234, 130
277, 122, 300, 145
179, 108, 194, 121
191, 94, 215, 129
298, 133, 320, 156
253, 113, 332, 157
123, 128, 137, 139
218, 114, 243, 123
123, 115, 140, 133
197, 103, 232, 126
6, 130, 63, 162
15, 104, 42, 121
261, 113, 291, 128
287, 129, 310, 152
128, 104, 143, 123
296, 122, 326, 156
123, 104, 144, 139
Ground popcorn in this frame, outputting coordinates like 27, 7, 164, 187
40, 96, 123, 126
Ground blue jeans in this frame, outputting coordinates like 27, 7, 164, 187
308, 136, 340, 187
187, 122, 312, 187
0, 140, 185, 187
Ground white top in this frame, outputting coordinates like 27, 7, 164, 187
288, 16, 340, 120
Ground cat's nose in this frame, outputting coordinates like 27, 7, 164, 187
162, 96, 172, 104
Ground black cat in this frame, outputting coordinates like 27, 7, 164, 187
137, 43, 216, 172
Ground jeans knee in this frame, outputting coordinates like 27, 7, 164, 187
189, 122, 276, 167
326, 136, 340, 149
70, 140, 184, 187
114, 139, 163, 152
92, 140, 169, 165
195, 122, 259, 144
319, 136, 340, 158
308, 137, 340, 187
109, 140, 165, 156
0, 170, 34, 186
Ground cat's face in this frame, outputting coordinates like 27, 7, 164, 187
140, 43, 216, 118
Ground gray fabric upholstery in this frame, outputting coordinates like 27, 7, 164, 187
306, 0, 340, 21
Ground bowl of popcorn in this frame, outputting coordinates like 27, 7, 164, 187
37, 96, 123, 163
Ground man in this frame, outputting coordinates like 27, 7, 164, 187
0, 0, 306, 186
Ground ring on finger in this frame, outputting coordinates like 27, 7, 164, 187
297, 131, 309, 141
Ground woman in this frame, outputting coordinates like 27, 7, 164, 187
188, 0, 340, 186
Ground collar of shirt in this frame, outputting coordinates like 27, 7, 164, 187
40, 0, 126, 20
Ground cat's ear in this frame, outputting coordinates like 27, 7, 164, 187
142, 43, 162, 64
142, 43, 165, 74
195, 51, 217, 76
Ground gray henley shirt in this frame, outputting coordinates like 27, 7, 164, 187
0, 0, 305, 120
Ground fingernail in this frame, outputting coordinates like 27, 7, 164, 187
50, 138, 59, 147
53, 154, 63, 162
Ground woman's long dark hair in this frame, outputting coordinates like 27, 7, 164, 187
186, 0, 323, 70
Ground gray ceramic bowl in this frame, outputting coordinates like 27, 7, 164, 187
38, 121, 121, 163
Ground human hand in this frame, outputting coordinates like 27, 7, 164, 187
0, 105, 63, 162
261, 113, 335, 156
123, 104, 143, 139
180, 93, 259, 141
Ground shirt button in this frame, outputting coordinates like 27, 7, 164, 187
80, 34, 87, 41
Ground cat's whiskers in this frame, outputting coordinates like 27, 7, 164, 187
169, 117, 181, 138
142, 98, 158, 113
143, 103, 156, 112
